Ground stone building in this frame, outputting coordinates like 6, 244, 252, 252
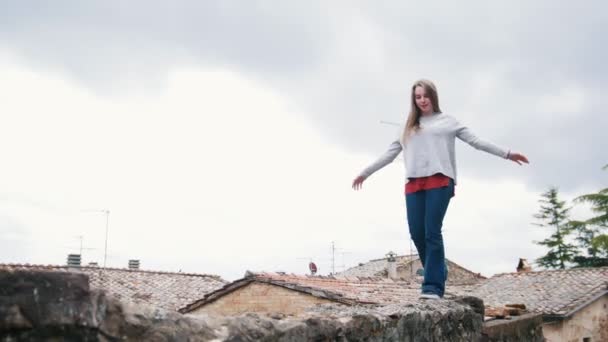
180, 271, 422, 316
179, 254, 487, 317
463, 266, 608, 342
0, 263, 227, 312
178, 270, 546, 340
338, 253, 486, 285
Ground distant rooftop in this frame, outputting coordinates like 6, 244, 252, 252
180, 271, 424, 313
338, 254, 485, 285
338, 254, 419, 278
468, 267, 608, 318
0, 263, 228, 312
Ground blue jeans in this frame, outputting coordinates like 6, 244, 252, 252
405, 180, 453, 297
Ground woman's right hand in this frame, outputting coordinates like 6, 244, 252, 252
352, 175, 366, 190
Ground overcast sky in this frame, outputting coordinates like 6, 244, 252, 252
1, 1, 606, 281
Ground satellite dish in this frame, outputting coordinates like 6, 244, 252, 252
309, 262, 317, 275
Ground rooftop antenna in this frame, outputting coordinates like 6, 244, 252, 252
81, 209, 110, 268
379, 120, 400, 126
331, 241, 336, 275
330, 241, 350, 275
63, 235, 97, 262
75, 235, 97, 257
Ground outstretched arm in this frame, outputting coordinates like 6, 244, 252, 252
352, 140, 402, 190
455, 121, 529, 165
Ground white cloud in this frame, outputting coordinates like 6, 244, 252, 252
0, 56, 584, 282
536, 85, 586, 116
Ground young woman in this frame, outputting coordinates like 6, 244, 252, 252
352, 79, 529, 299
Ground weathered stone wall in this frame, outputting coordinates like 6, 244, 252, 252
192, 282, 335, 316
0, 270, 490, 341
481, 313, 544, 342
542, 295, 608, 342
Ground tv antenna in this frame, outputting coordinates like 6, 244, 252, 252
81, 209, 110, 268
75, 235, 97, 256
330, 241, 350, 275
64, 235, 97, 261
379, 120, 400, 126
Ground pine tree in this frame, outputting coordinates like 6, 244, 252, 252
571, 164, 608, 267
570, 220, 599, 257
533, 187, 578, 269
575, 164, 608, 228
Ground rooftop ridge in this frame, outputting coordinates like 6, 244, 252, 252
249, 271, 339, 279
443, 259, 488, 279
368, 254, 418, 262
0, 263, 226, 281
181, 271, 425, 313
490, 266, 608, 278
250, 271, 415, 285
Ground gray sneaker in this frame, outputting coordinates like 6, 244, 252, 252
419, 293, 441, 300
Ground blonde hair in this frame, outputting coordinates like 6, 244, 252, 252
401, 79, 442, 144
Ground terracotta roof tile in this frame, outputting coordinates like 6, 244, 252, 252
468, 267, 608, 317
338, 254, 485, 285
339, 254, 418, 278
180, 271, 423, 313
0, 263, 228, 312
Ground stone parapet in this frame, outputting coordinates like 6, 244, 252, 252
0, 270, 498, 341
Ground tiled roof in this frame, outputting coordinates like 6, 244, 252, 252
338, 254, 485, 284
468, 267, 608, 317
338, 254, 418, 278
180, 271, 423, 313
0, 263, 228, 312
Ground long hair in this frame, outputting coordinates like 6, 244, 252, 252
401, 79, 441, 144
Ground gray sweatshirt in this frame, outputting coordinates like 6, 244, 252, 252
359, 112, 509, 184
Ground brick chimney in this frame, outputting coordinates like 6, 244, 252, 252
517, 258, 532, 272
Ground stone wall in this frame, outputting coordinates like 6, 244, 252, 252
0, 270, 490, 341
481, 313, 544, 342
191, 282, 335, 316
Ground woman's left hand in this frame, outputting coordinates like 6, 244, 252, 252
508, 152, 529, 165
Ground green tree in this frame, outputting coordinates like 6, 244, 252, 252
534, 187, 578, 269
570, 220, 599, 255
569, 220, 608, 267
591, 235, 608, 254
571, 164, 608, 267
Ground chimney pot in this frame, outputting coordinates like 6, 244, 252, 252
128, 259, 140, 270
517, 258, 532, 272
67, 254, 81, 267
386, 251, 398, 280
